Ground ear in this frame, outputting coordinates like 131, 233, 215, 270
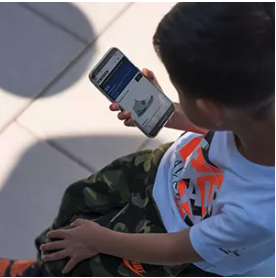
196, 99, 224, 127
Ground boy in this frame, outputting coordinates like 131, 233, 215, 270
1, 2, 274, 277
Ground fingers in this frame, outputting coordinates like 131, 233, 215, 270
47, 229, 68, 239
40, 241, 66, 252
142, 68, 155, 81
42, 249, 68, 262
142, 68, 162, 91
70, 218, 86, 228
62, 257, 80, 274
109, 102, 120, 111
124, 118, 134, 127
110, 103, 133, 126
117, 110, 132, 121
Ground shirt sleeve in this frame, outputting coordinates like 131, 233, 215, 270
190, 205, 274, 269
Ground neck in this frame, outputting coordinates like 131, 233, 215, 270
234, 116, 275, 166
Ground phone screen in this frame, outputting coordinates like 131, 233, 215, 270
91, 49, 173, 136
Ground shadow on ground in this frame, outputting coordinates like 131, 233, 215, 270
0, 3, 148, 260
0, 2, 95, 98
0, 134, 161, 259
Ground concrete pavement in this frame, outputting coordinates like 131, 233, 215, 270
0, 2, 181, 259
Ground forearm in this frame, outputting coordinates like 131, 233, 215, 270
97, 227, 202, 265
166, 103, 208, 135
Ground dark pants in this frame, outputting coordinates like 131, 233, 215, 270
35, 143, 218, 277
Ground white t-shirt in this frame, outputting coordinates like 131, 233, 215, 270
153, 131, 275, 276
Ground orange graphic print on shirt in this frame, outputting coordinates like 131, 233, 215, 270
172, 132, 224, 226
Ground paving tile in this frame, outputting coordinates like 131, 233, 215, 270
18, 2, 182, 171
94, 2, 179, 101
0, 90, 29, 135
0, 122, 90, 259
17, 46, 147, 170
86, 2, 183, 146
0, 3, 86, 131
23, 2, 131, 43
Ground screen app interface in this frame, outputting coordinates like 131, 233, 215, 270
97, 51, 172, 134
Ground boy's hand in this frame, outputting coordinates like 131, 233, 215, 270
40, 219, 103, 274
109, 68, 207, 134
109, 68, 163, 127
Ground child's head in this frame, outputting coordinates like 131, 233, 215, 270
153, 3, 274, 130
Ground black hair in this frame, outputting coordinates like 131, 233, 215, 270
153, 2, 275, 112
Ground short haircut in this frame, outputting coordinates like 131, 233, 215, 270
153, 3, 275, 112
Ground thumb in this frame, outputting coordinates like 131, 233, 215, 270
70, 218, 86, 228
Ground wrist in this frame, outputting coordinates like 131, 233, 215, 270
94, 225, 114, 253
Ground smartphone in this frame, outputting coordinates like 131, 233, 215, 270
89, 47, 175, 138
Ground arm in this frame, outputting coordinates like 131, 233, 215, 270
111, 101, 208, 135
42, 221, 202, 273
165, 102, 208, 135
42, 207, 273, 275
98, 227, 203, 265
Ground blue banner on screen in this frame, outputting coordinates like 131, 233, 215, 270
100, 57, 139, 101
